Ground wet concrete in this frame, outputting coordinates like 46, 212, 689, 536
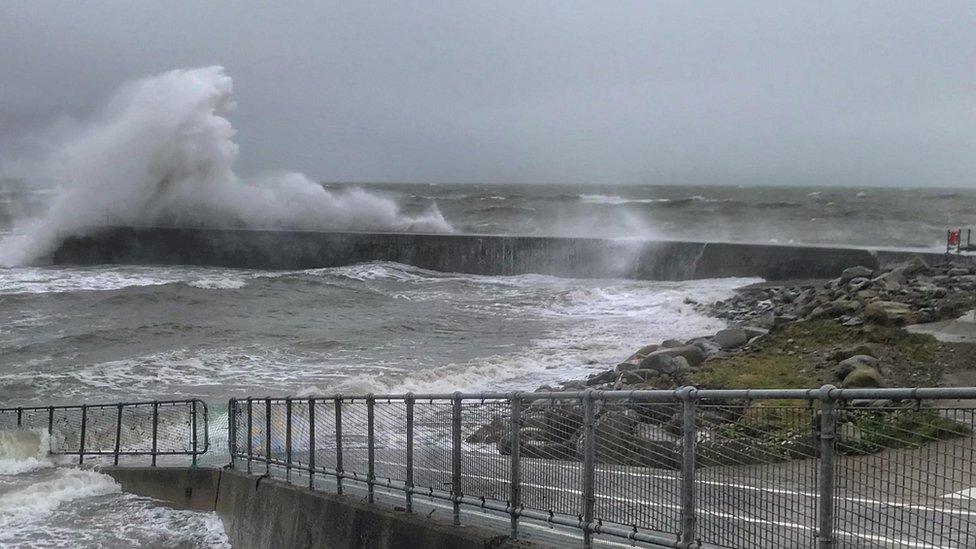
48, 226, 970, 281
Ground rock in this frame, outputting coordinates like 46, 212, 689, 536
829, 344, 883, 362
585, 369, 617, 386
830, 299, 862, 315
714, 328, 749, 350
773, 314, 798, 328
633, 344, 659, 358
660, 339, 684, 348
897, 256, 929, 276
620, 369, 660, 385
864, 300, 916, 325
593, 409, 638, 462
742, 326, 769, 339
466, 416, 507, 444
690, 337, 723, 357
833, 355, 880, 381
841, 366, 884, 388
616, 361, 641, 373
637, 353, 677, 374
872, 272, 904, 292
670, 356, 692, 377
640, 345, 705, 371
950, 267, 970, 277
841, 265, 874, 282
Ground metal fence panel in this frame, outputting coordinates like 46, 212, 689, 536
220, 387, 976, 549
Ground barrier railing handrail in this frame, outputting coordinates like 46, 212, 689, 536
227, 386, 976, 549
237, 385, 976, 402
0, 398, 209, 466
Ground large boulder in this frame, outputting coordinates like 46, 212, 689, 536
841, 366, 884, 388
714, 328, 749, 350
864, 301, 916, 325
466, 416, 507, 444
833, 355, 880, 381
585, 369, 617, 386
644, 345, 706, 368
638, 347, 704, 374
593, 409, 639, 462
841, 265, 874, 282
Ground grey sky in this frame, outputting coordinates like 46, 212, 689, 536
1, 1, 973, 187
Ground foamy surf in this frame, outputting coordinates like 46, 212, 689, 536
0, 428, 52, 475
0, 467, 230, 548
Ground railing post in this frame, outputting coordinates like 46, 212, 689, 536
47, 406, 54, 438
151, 401, 159, 467
367, 394, 375, 504
79, 405, 87, 465
246, 398, 253, 474
191, 400, 198, 467
114, 404, 123, 466
228, 399, 237, 468
509, 393, 522, 539
265, 398, 272, 474
285, 397, 293, 482
582, 390, 596, 548
16, 407, 22, 427
405, 393, 414, 513
818, 385, 838, 549
335, 396, 344, 495
308, 398, 315, 489
679, 387, 698, 548
452, 392, 463, 526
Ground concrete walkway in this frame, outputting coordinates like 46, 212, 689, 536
908, 310, 976, 343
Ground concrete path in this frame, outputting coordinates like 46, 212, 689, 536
907, 310, 976, 343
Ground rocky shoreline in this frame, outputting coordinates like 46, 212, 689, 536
469, 255, 976, 468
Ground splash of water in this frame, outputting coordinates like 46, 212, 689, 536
0, 66, 452, 266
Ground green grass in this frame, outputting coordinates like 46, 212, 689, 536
863, 325, 937, 362
691, 354, 815, 389
840, 407, 971, 454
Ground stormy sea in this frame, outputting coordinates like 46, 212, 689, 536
1, 67, 973, 546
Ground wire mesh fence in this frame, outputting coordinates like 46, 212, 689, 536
227, 388, 976, 549
0, 399, 208, 466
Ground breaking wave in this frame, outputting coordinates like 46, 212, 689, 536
0, 66, 452, 266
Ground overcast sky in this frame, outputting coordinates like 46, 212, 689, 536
1, 1, 974, 187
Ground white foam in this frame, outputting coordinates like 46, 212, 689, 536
0, 66, 452, 267
0, 265, 256, 294
0, 429, 52, 475
0, 468, 120, 529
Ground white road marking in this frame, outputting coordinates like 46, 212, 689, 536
373, 458, 956, 548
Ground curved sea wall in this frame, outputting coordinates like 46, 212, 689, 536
49, 226, 963, 281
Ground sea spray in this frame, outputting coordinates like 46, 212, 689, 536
0, 66, 452, 266
0, 428, 52, 475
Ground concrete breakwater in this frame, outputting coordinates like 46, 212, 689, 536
49, 226, 963, 281
104, 467, 529, 549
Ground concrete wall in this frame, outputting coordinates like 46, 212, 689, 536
51, 226, 964, 281
102, 467, 533, 549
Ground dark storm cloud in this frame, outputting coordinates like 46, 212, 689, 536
1, 1, 973, 186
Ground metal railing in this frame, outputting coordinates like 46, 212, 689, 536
228, 387, 976, 549
0, 399, 209, 465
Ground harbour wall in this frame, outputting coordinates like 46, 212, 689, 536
104, 467, 530, 549
50, 226, 964, 281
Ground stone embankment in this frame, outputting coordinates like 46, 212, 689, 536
469, 256, 976, 468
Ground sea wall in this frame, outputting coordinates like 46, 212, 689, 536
51, 226, 965, 281
103, 467, 529, 549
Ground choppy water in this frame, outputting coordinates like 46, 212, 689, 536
365, 182, 976, 249
2, 181, 965, 546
